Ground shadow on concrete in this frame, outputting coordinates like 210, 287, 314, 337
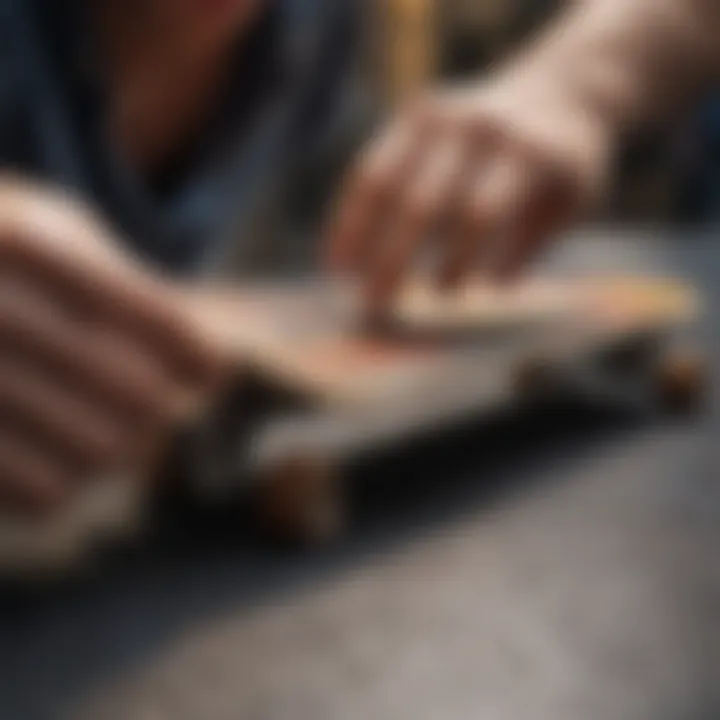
0, 396, 650, 720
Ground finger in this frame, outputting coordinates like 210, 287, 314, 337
91, 330, 203, 425
0, 278, 191, 425
440, 150, 538, 287
324, 115, 421, 274
0, 353, 128, 470
0, 430, 69, 513
495, 173, 574, 281
364, 132, 468, 312
0, 190, 225, 385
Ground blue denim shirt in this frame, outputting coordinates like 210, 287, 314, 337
0, 0, 359, 275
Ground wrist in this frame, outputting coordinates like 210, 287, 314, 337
525, 0, 718, 133
521, 11, 642, 134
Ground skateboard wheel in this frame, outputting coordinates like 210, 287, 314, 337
654, 348, 706, 415
257, 455, 345, 546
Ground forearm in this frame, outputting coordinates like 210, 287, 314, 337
510, 0, 720, 131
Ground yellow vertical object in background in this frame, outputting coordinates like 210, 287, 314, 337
378, 0, 438, 109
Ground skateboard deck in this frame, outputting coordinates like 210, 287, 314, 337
180, 274, 700, 478
187, 275, 697, 407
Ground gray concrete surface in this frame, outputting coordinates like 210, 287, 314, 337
0, 228, 718, 720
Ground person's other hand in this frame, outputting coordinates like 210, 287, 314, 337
0, 179, 228, 514
325, 65, 618, 312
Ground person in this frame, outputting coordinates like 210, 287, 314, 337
0, 0, 716, 515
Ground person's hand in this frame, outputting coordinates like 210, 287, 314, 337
325, 63, 618, 312
0, 178, 227, 514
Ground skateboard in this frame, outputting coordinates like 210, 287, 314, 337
183, 273, 705, 543
0, 273, 705, 576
